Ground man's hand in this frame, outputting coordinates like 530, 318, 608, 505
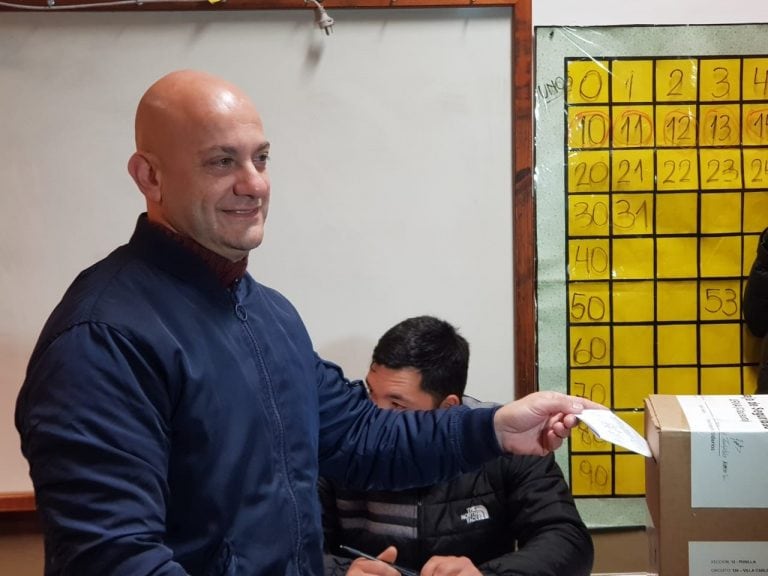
346, 546, 401, 576
493, 391, 606, 456
420, 555, 481, 576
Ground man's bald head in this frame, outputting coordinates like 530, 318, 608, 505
127, 70, 271, 261
134, 69, 259, 155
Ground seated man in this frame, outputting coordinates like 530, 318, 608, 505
320, 316, 594, 576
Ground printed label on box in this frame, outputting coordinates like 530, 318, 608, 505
689, 541, 768, 575
677, 395, 768, 508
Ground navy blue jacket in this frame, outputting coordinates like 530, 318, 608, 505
16, 215, 501, 576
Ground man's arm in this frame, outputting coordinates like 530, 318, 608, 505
477, 454, 593, 576
16, 324, 186, 576
315, 360, 503, 490
316, 359, 597, 491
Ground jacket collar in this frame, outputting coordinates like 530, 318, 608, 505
127, 213, 247, 294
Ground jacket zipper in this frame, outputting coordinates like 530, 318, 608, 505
230, 282, 306, 574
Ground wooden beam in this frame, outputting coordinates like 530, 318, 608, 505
511, 0, 535, 398
0, 0, 521, 11
0, 492, 36, 513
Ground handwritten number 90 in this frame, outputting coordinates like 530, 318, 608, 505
578, 460, 609, 488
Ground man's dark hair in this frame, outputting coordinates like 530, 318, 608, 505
371, 315, 469, 403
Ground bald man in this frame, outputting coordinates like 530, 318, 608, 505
16, 70, 598, 576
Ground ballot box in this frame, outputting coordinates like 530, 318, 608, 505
644, 395, 768, 576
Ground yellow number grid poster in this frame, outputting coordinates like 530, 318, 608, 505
535, 26, 766, 528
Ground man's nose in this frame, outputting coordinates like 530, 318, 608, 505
235, 163, 269, 196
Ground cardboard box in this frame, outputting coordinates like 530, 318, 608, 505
644, 395, 768, 576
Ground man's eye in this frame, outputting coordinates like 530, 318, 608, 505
208, 157, 235, 168
254, 153, 270, 166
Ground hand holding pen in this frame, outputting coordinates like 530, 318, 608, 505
340, 545, 419, 576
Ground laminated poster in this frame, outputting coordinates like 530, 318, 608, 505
535, 24, 768, 528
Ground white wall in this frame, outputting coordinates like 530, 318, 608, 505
0, 9, 513, 492
534, 0, 768, 25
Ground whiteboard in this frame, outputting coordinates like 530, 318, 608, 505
0, 9, 513, 492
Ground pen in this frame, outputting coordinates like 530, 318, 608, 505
339, 544, 420, 576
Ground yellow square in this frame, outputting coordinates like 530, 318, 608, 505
744, 366, 760, 395
568, 239, 610, 280
571, 455, 612, 496
612, 150, 654, 191
568, 106, 610, 149
615, 454, 646, 495
567, 60, 610, 104
657, 149, 698, 191
700, 192, 741, 234
656, 104, 697, 147
700, 148, 742, 190
700, 323, 741, 365
613, 368, 654, 409
613, 238, 654, 279
568, 195, 610, 237
612, 60, 653, 103
700, 236, 741, 277
699, 104, 741, 147
742, 58, 768, 101
657, 237, 697, 278
569, 326, 610, 367
612, 193, 653, 236
568, 151, 610, 193
700, 279, 741, 322
699, 58, 741, 101
568, 282, 610, 324
615, 412, 645, 453
614, 325, 653, 366
745, 192, 768, 231
613, 281, 654, 323
657, 280, 698, 322
612, 105, 654, 148
657, 324, 697, 366
569, 368, 610, 406
657, 367, 698, 395
743, 149, 768, 189
742, 104, 768, 145
701, 367, 742, 395
744, 325, 762, 364
568, 370, 611, 451
744, 235, 760, 275
656, 59, 698, 102
656, 193, 698, 234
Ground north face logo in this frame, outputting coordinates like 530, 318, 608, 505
460, 505, 489, 524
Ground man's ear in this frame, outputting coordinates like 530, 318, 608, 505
127, 152, 161, 203
439, 394, 461, 409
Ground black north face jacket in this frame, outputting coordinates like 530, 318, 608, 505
319, 416, 593, 576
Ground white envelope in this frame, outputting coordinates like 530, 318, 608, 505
576, 409, 652, 457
